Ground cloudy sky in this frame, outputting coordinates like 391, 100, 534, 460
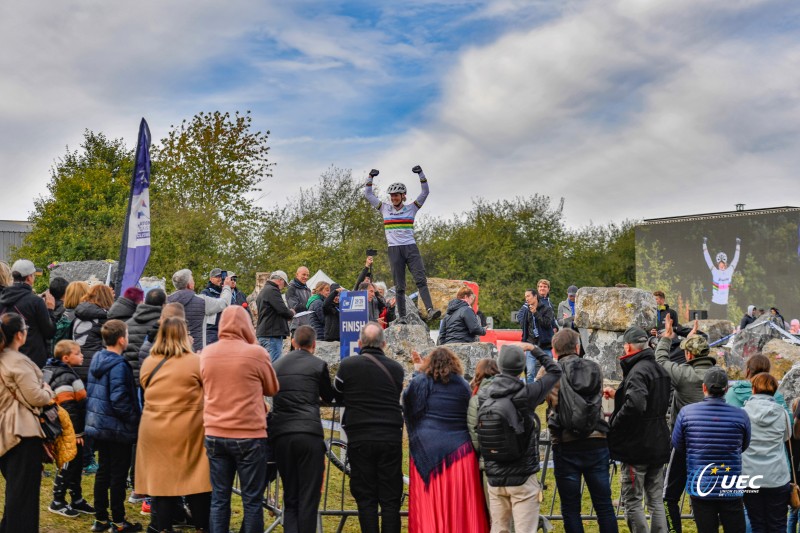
1, 0, 799, 227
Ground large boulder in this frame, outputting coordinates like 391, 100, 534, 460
139, 276, 166, 293
578, 328, 623, 380
778, 363, 800, 410
684, 320, 735, 344
415, 278, 474, 319
574, 288, 657, 332
422, 342, 496, 380
730, 315, 784, 362
384, 323, 435, 359
49, 260, 118, 285
761, 339, 800, 380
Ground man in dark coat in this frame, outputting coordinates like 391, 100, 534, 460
605, 327, 671, 533
270, 326, 336, 533
286, 266, 311, 333
438, 286, 485, 345
516, 287, 556, 383
256, 270, 295, 363
0, 259, 56, 367
123, 289, 166, 383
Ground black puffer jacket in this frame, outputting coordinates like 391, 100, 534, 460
72, 302, 108, 381
256, 281, 293, 338
269, 349, 337, 440
608, 348, 671, 465
478, 350, 561, 486
439, 299, 485, 345
123, 303, 162, 382
0, 282, 56, 368
322, 289, 340, 341
107, 297, 137, 321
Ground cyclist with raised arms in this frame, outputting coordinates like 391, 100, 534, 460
364, 166, 441, 324
702, 236, 741, 320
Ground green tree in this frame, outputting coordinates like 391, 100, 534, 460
15, 132, 133, 271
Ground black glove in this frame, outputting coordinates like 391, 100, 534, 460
736, 237, 741, 245
412, 165, 422, 174
369, 169, 380, 177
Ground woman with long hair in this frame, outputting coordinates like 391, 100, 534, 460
403, 347, 489, 533
135, 317, 211, 532
741, 372, 791, 532
73, 284, 114, 381
0, 313, 55, 532
0, 262, 12, 294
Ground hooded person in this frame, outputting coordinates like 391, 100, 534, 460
200, 305, 279, 533
107, 288, 144, 322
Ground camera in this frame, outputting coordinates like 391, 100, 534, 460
221, 270, 228, 281
366, 249, 377, 257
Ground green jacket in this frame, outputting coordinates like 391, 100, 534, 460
467, 375, 496, 470
726, 380, 793, 425
655, 336, 717, 427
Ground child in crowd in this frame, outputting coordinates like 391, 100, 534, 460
43, 340, 96, 518
85, 320, 142, 533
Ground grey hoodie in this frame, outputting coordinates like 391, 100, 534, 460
742, 394, 790, 488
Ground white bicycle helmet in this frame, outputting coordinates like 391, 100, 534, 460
716, 252, 727, 264
387, 182, 407, 195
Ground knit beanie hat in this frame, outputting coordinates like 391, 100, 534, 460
498, 345, 525, 376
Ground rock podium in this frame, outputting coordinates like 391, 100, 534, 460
49, 260, 118, 285
575, 287, 657, 380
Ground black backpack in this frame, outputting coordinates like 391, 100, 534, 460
476, 395, 528, 462
557, 359, 603, 438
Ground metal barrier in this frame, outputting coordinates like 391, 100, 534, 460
234, 406, 693, 532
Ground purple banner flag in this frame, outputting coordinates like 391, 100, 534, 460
116, 118, 152, 295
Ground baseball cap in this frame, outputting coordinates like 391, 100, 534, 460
703, 367, 729, 394
271, 270, 290, 285
11, 259, 40, 277
209, 268, 222, 278
567, 285, 578, 296
497, 345, 526, 376
622, 327, 649, 344
680, 335, 710, 357
227, 271, 237, 279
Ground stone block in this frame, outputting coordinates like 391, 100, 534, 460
683, 320, 735, 344
778, 363, 800, 412
384, 323, 435, 360
415, 277, 473, 319
49, 260, 118, 286
761, 339, 800, 380
422, 342, 497, 379
730, 315, 783, 361
578, 328, 623, 380
574, 287, 657, 332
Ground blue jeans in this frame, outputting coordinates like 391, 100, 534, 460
789, 507, 799, 533
257, 336, 284, 363
553, 445, 618, 533
525, 348, 552, 383
205, 436, 268, 533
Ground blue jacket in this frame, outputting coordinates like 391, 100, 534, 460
85, 349, 141, 443
672, 397, 751, 499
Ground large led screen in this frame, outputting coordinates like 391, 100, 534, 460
635, 208, 800, 324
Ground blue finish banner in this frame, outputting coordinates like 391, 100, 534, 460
339, 290, 369, 359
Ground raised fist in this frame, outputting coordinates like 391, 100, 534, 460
369, 169, 380, 177
736, 237, 741, 245
411, 165, 422, 174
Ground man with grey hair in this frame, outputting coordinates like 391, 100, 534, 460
256, 270, 295, 363
604, 327, 671, 533
167, 268, 232, 352
333, 322, 404, 533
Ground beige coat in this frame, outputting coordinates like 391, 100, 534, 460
135, 353, 211, 496
0, 348, 54, 456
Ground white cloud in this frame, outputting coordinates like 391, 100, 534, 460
373, 0, 800, 226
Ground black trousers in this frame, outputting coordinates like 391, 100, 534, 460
744, 483, 790, 533
94, 439, 133, 523
690, 496, 745, 533
663, 447, 687, 533
388, 244, 433, 317
348, 440, 403, 533
0, 437, 42, 533
151, 492, 211, 531
53, 441, 84, 503
274, 433, 325, 533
